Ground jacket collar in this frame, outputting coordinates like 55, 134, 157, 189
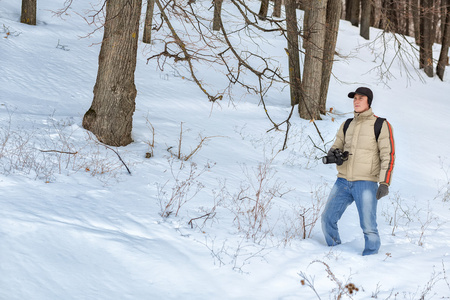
354, 108, 373, 119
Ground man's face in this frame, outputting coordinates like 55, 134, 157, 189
353, 94, 370, 113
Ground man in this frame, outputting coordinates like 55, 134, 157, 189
321, 87, 395, 256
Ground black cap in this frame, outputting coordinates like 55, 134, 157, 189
348, 87, 373, 106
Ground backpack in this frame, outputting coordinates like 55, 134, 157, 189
343, 117, 386, 142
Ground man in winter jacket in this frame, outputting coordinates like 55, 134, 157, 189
321, 87, 395, 256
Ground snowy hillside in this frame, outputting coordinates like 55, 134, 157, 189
1, 1, 450, 299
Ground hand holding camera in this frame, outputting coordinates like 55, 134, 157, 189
322, 148, 349, 166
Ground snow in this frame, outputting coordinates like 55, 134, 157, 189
1, 1, 450, 299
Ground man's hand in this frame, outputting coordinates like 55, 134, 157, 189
376, 184, 389, 200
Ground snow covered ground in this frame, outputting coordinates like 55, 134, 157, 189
1, 1, 450, 299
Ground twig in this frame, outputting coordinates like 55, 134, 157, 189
443, 260, 450, 292
308, 135, 327, 154
183, 135, 223, 161
101, 144, 132, 175
178, 122, 183, 159
299, 271, 322, 300
188, 212, 215, 228
39, 149, 78, 155
281, 105, 295, 151
153, 0, 222, 101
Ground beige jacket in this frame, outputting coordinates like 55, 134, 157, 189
331, 108, 395, 185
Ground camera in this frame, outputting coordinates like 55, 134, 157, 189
322, 149, 349, 166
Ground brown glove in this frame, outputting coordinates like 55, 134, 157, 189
376, 183, 389, 200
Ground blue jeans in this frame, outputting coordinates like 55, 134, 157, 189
321, 178, 380, 256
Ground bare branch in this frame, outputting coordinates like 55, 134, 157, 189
39, 149, 78, 155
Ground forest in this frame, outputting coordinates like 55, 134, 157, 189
19, 0, 450, 146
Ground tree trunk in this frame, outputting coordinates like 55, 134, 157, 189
300, 0, 327, 120
213, 0, 223, 31
303, 0, 311, 49
421, 0, 434, 77
371, 0, 383, 28
406, 0, 412, 35
346, 0, 360, 26
419, 0, 425, 67
360, 0, 371, 39
442, 1, 447, 40
21, 0, 37, 25
345, 0, 351, 21
437, 0, 450, 80
386, 0, 399, 32
399, 0, 408, 35
273, 0, 282, 18
319, 0, 341, 114
286, 0, 301, 106
258, 0, 270, 20
143, 0, 156, 43
82, 0, 142, 146
431, 0, 440, 44
406, 0, 412, 36
412, 0, 421, 44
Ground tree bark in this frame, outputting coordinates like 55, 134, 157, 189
300, 0, 327, 120
360, 0, 371, 39
442, 1, 447, 40
406, 0, 411, 36
399, 0, 408, 35
345, 0, 351, 21
412, 0, 421, 44
302, 0, 311, 49
437, 0, 450, 80
346, 0, 360, 26
213, 0, 223, 31
319, 0, 341, 114
385, 0, 399, 32
419, 0, 425, 67
21, 0, 37, 25
82, 0, 142, 146
273, 0, 282, 18
421, 0, 434, 77
258, 0, 270, 20
143, 0, 156, 43
371, 0, 383, 28
431, 0, 440, 44
286, 0, 301, 106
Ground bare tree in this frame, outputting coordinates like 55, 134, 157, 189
371, 0, 383, 28
360, 0, 371, 39
398, 0, 409, 34
346, 0, 360, 27
319, 0, 342, 113
300, 0, 327, 120
143, 0, 156, 43
384, 0, 398, 32
441, 1, 447, 39
431, 0, 441, 44
273, 0, 282, 18
258, 0, 270, 20
286, 0, 301, 106
420, 0, 434, 77
437, 0, 450, 80
411, 0, 421, 43
21, 0, 37, 25
82, 0, 142, 146
213, 0, 223, 31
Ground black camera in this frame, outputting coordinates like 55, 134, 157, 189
322, 149, 349, 166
